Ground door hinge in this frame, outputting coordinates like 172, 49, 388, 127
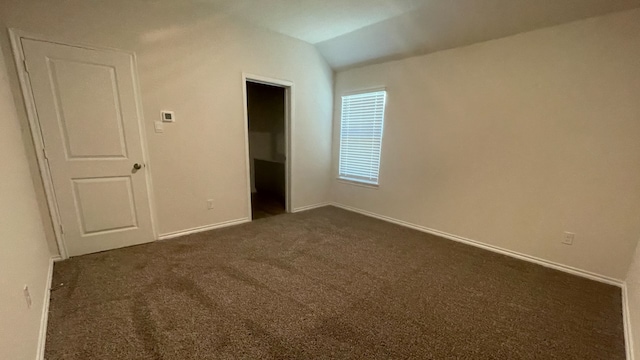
23, 59, 30, 73
59, 223, 64, 235
42, 148, 49, 160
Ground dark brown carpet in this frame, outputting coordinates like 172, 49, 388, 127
45, 206, 625, 359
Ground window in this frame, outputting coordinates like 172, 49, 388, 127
338, 90, 387, 186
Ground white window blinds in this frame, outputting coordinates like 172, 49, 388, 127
338, 90, 387, 185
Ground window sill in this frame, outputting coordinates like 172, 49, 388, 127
336, 178, 379, 189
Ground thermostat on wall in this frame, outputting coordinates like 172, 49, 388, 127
161, 110, 175, 123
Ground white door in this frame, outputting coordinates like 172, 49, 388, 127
22, 39, 154, 256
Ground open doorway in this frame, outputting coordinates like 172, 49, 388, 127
244, 76, 292, 220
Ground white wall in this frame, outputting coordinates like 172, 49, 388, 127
0, 0, 334, 241
331, 9, 640, 280
0, 44, 52, 360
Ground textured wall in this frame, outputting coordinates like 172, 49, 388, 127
332, 9, 640, 280
0, 0, 334, 240
0, 44, 51, 360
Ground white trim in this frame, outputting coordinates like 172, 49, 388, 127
331, 202, 624, 287
292, 202, 331, 213
342, 86, 387, 97
8, 28, 137, 56
9, 29, 68, 259
336, 178, 380, 190
623, 282, 635, 360
8, 29, 157, 258
241, 73, 294, 217
37, 256, 60, 360
129, 52, 160, 243
241, 75, 253, 220
285, 81, 295, 214
158, 218, 250, 240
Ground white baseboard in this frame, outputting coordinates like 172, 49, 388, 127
37, 256, 59, 360
330, 202, 623, 287
623, 283, 635, 360
292, 202, 331, 213
158, 218, 250, 240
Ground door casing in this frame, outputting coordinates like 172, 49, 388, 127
9, 28, 159, 259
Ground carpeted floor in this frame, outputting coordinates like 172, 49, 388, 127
45, 206, 625, 359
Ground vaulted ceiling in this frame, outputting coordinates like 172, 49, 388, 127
197, 0, 640, 69
198, 0, 424, 44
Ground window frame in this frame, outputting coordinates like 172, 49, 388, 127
337, 87, 387, 188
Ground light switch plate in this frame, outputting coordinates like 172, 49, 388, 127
154, 122, 164, 133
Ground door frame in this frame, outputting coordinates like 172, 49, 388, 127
8, 28, 159, 259
241, 73, 294, 218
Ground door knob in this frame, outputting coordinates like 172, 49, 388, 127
133, 163, 143, 170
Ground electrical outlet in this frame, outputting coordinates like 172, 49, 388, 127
207, 199, 214, 210
562, 232, 575, 245
23, 285, 32, 309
